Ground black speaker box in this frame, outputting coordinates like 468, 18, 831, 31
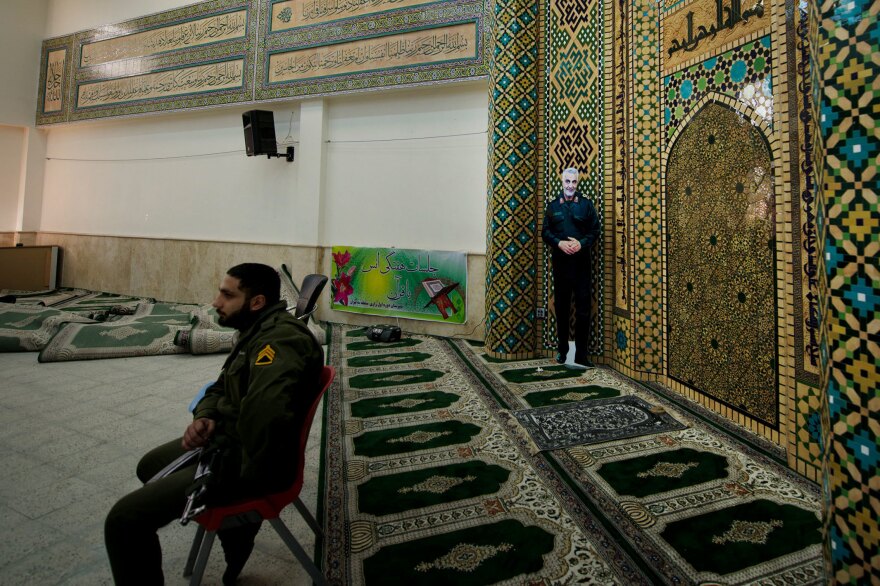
242, 110, 278, 156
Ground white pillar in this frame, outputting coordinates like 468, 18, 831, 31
17, 127, 47, 237
296, 99, 328, 249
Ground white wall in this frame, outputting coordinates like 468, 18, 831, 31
325, 82, 488, 253
41, 106, 308, 244
0, 126, 26, 230
45, 0, 195, 37
0, 0, 49, 127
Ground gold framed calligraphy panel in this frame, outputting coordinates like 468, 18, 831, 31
268, 22, 477, 82
270, 0, 441, 30
70, 0, 257, 122
75, 59, 247, 109
35, 0, 492, 124
663, 0, 770, 73
35, 0, 259, 125
257, 0, 489, 100
36, 36, 75, 125
80, 8, 249, 68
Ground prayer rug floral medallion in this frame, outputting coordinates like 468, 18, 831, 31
319, 327, 823, 585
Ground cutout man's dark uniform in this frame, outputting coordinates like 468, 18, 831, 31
541, 192, 601, 363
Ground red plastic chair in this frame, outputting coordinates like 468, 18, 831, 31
182, 365, 335, 586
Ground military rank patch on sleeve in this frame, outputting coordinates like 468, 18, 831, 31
255, 344, 276, 365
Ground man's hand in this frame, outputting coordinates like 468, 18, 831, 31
182, 418, 216, 450
558, 237, 582, 255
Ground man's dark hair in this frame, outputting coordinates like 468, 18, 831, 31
227, 263, 281, 306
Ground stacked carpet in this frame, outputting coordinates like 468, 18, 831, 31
0, 264, 324, 361
0, 288, 235, 362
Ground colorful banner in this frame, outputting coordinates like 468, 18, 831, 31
331, 246, 467, 323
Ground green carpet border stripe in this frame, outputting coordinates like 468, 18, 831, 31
444, 337, 513, 410
314, 323, 332, 570
444, 337, 662, 584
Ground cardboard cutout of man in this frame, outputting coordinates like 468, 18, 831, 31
541, 168, 601, 367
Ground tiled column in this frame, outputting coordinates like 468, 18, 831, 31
810, 0, 880, 581
484, 0, 540, 357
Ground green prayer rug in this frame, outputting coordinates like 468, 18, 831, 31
320, 326, 824, 585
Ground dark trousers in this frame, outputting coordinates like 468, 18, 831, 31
104, 438, 260, 585
551, 256, 591, 360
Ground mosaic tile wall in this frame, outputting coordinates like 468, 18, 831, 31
810, 0, 880, 580
484, 9, 880, 565
665, 100, 778, 426
631, 0, 664, 374
538, 0, 606, 358
662, 38, 781, 430
650, 0, 822, 473
483, 0, 540, 357
788, 0, 824, 476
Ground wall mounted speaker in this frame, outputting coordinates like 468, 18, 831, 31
242, 110, 277, 156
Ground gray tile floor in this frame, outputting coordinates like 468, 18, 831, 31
0, 351, 324, 585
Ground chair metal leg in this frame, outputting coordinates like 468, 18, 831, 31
183, 525, 205, 577
293, 497, 324, 538
188, 529, 216, 586
268, 518, 327, 586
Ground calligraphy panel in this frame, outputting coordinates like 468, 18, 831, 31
268, 22, 476, 83
611, 0, 629, 313
257, 0, 489, 100
270, 0, 438, 30
331, 246, 468, 323
663, 0, 769, 73
35, 0, 490, 124
43, 50, 67, 113
36, 0, 257, 124
36, 36, 75, 125
80, 9, 248, 67
76, 59, 245, 109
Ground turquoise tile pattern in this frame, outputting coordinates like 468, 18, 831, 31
483, 0, 540, 356
810, 0, 880, 580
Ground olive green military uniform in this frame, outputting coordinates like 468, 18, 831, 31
105, 302, 324, 585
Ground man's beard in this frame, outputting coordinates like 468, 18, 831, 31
218, 303, 259, 331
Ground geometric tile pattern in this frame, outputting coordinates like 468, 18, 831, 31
632, 0, 663, 373
483, 0, 540, 356
539, 0, 605, 356
666, 101, 779, 427
663, 36, 773, 137
613, 313, 632, 366
795, 381, 823, 467
810, 0, 880, 579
